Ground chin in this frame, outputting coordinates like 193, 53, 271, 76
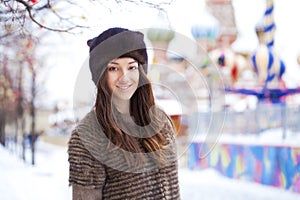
113, 93, 134, 101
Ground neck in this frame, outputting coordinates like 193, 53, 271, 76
113, 99, 130, 114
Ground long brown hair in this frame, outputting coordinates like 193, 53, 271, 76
94, 60, 175, 165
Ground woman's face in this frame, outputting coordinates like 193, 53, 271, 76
107, 57, 139, 102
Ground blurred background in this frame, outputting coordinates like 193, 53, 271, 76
0, 0, 300, 199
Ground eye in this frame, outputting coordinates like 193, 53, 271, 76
129, 65, 138, 70
108, 66, 118, 71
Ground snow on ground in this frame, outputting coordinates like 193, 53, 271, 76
0, 142, 71, 200
0, 140, 299, 200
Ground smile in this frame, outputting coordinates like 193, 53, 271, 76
116, 84, 132, 91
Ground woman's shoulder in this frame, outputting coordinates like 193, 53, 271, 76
68, 109, 101, 156
75, 109, 98, 131
69, 108, 106, 144
155, 107, 176, 139
154, 106, 173, 124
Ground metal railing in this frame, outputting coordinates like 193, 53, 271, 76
187, 104, 300, 138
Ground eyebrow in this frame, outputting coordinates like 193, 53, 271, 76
108, 60, 138, 65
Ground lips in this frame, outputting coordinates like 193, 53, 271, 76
116, 84, 132, 92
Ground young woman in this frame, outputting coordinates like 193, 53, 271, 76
68, 27, 180, 199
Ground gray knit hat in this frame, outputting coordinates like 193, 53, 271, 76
87, 27, 148, 85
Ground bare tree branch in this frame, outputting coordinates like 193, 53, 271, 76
118, 0, 174, 10
13, 0, 88, 32
1, 0, 175, 36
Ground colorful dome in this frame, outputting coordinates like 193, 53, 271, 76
147, 28, 175, 42
147, 10, 175, 42
191, 10, 220, 40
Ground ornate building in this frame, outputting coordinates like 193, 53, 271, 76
205, 0, 238, 47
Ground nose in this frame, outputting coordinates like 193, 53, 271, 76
118, 69, 130, 82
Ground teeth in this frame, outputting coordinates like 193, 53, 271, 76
117, 85, 130, 89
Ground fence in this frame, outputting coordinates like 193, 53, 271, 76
187, 103, 300, 137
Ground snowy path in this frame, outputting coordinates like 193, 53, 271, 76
0, 141, 299, 200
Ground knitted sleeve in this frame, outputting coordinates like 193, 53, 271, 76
68, 130, 106, 189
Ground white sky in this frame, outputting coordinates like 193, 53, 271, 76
44, 0, 300, 107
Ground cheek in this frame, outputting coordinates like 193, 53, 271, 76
107, 74, 117, 91
132, 71, 140, 83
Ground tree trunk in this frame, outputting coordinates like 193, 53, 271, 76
0, 115, 6, 146
30, 69, 36, 165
